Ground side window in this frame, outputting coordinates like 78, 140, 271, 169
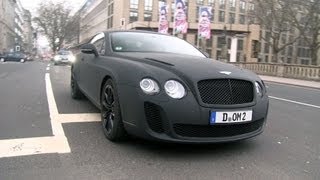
90, 33, 106, 56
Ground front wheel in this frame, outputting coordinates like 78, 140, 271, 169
1, 58, 5, 62
71, 73, 84, 99
101, 79, 126, 142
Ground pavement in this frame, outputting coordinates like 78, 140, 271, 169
0, 61, 320, 179
260, 75, 320, 89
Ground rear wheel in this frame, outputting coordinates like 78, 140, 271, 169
20, 59, 25, 63
71, 72, 84, 99
101, 79, 126, 142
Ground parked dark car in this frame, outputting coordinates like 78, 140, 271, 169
0, 52, 27, 63
71, 30, 269, 143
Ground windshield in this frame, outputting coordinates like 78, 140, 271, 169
111, 32, 205, 58
57, 51, 70, 55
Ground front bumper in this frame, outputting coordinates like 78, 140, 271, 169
54, 59, 70, 64
118, 84, 269, 143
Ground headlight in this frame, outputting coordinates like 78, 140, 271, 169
69, 55, 76, 63
164, 80, 186, 99
255, 82, 263, 97
54, 56, 60, 61
140, 78, 160, 95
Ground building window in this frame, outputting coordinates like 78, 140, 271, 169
219, 0, 225, 9
208, 0, 215, 6
265, 55, 269, 62
239, 1, 246, 13
130, 11, 138, 23
239, 15, 245, 24
197, 0, 204, 5
206, 38, 213, 48
217, 37, 225, 48
108, 3, 114, 16
288, 46, 293, 56
248, 16, 255, 24
144, 0, 152, 11
301, 59, 310, 65
144, 13, 152, 21
229, 0, 236, 11
248, 3, 255, 12
229, 13, 235, 24
130, 0, 139, 9
107, 16, 113, 29
219, 11, 225, 22
264, 43, 269, 54
237, 39, 243, 50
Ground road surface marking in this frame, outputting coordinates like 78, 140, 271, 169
0, 73, 100, 158
269, 96, 320, 109
45, 73, 65, 136
0, 136, 70, 158
58, 113, 100, 123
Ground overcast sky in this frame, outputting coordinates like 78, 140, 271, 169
21, 0, 85, 15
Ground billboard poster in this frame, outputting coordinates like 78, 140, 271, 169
158, 4, 168, 34
198, 6, 212, 39
174, 0, 188, 34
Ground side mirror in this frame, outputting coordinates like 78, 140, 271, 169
81, 44, 98, 56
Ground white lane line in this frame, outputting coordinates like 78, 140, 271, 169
0, 74, 72, 158
45, 73, 65, 136
46, 67, 50, 71
0, 136, 70, 158
269, 96, 320, 109
58, 113, 100, 123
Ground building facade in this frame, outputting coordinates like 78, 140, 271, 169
79, 0, 317, 64
14, 0, 25, 51
79, 0, 260, 62
0, 0, 16, 52
23, 9, 33, 53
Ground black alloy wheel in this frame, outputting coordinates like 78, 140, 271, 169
101, 79, 126, 141
71, 72, 84, 99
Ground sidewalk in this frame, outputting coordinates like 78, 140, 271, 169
259, 75, 320, 89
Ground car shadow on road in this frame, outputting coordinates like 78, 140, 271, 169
119, 136, 260, 158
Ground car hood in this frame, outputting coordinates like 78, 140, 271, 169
116, 52, 260, 82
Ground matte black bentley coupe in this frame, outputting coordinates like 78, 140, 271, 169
71, 30, 269, 143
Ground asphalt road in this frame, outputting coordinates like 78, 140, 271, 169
0, 61, 319, 180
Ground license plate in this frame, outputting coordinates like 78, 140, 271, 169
210, 110, 252, 124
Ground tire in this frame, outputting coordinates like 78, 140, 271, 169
20, 59, 25, 63
0, 58, 5, 62
71, 72, 84, 99
101, 79, 126, 142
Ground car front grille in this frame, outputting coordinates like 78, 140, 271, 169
197, 79, 254, 105
144, 102, 164, 133
173, 119, 264, 138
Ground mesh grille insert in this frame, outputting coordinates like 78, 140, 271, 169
144, 102, 164, 133
198, 79, 254, 105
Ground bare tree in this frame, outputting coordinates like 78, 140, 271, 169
255, 0, 301, 63
289, 0, 320, 65
33, 1, 78, 52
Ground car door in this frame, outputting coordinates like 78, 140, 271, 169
79, 33, 106, 101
